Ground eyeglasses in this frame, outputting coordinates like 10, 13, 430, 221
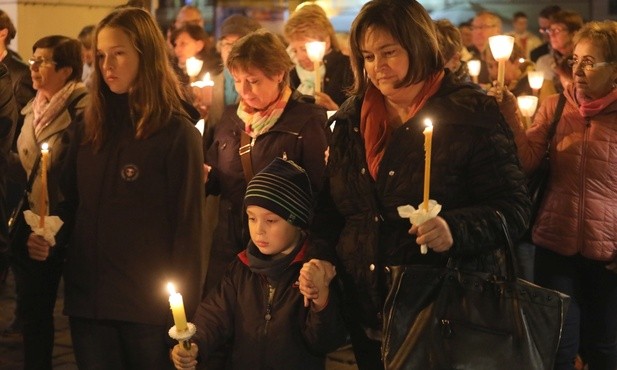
567, 58, 613, 71
471, 24, 497, 31
28, 57, 56, 68
544, 27, 567, 36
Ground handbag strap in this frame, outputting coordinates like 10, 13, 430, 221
544, 93, 566, 154
25, 152, 42, 193
446, 211, 520, 281
239, 130, 255, 184
495, 210, 519, 282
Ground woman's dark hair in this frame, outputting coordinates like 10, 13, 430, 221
0, 10, 16, 44
550, 10, 584, 34
32, 35, 83, 82
171, 23, 210, 48
348, 0, 443, 95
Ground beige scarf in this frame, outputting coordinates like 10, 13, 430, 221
33, 81, 82, 138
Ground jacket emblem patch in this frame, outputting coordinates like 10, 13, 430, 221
121, 164, 139, 182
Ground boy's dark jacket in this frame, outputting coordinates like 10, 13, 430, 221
192, 241, 347, 370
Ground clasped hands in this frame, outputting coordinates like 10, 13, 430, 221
170, 259, 336, 369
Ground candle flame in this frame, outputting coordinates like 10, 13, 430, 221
424, 118, 433, 128
41, 142, 49, 151
167, 282, 176, 295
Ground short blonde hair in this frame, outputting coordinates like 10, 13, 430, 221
573, 20, 617, 63
284, 4, 340, 51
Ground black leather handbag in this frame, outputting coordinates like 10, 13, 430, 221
382, 211, 570, 370
523, 93, 566, 242
7, 153, 41, 243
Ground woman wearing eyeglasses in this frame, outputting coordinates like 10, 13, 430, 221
11, 35, 87, 370
535, 10, 583, 93
492, 20, 617, 370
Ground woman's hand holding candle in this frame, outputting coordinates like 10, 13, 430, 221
191, 72, 214, 117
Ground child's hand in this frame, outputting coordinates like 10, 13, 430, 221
171, 342, 199, 369
299, 259, 336, 311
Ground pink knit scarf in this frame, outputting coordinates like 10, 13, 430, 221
577, 88, 617, 118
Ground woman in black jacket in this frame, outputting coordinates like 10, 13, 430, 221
309, 1, 531, 368
204, 30, 329, 294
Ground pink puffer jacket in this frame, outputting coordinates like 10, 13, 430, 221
510, 85, 617, 261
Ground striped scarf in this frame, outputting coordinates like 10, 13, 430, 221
237, 86, 292, 137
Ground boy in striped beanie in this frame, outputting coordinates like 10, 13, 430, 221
171, 158, 347, 370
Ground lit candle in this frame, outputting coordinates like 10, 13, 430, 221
467, 60, 481, 84
423, 119, 433, 211
517, 95, 539, 129
190, 72, 215, 107
167, 282, 188, 332
527, 71, 544, 96
185, 57, 204, 82
39, 143, 49, 228
305, 41, 326, 95
488, 35, 515, 86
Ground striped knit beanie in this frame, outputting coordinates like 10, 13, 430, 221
244, 157, 313, 229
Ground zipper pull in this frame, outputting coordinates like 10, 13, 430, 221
441, 319, 452, 337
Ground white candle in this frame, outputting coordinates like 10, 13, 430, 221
305, 41, 326, 95
167, 282, 188, 332
488, 35, 515, 86
527, 71, 544, 96
467, 60, 481, 84
517, 95, 539, 129
185, 57, 203, 80
39, 143, 49, 228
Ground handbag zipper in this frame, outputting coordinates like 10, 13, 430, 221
440, 319, 512, 338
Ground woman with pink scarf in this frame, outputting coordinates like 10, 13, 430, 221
493, 20, 617, 370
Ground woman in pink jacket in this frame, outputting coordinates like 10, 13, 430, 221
491, 20, 617, 370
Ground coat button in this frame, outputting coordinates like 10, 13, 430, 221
361, 168, 366, 174
369, 264, 375, 271
325, 77, 330, 82
374, 216, 379, 222
388, 170, 395, 176
353, 127, 359, 132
